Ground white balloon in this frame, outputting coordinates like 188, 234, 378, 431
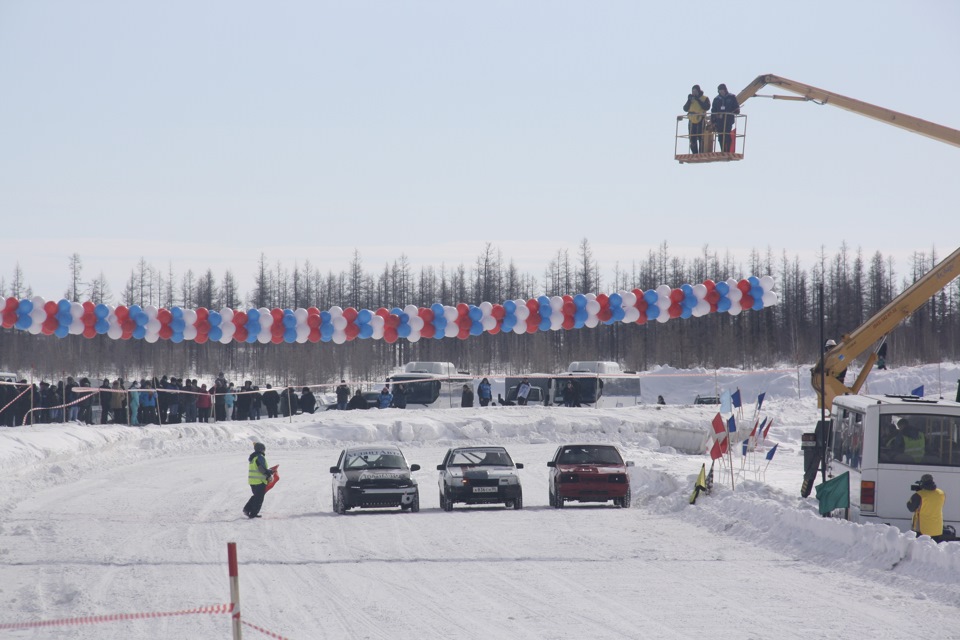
657, 296, 671, 311
512, 323, 526, 335
623, 307, 640, 323
403, 304, 419, 317
656, 284, 671, 297
370, 315, 385, 329
145, 331, 160, 343
584, 316, 599, 328
760, 275, 775, 291
332, 316, 347, 331
515, 304, 530, 321
550, 296, 564, 312
762, 291, 779, 307
218, 332, 232, 344
31, 295, 45, 308
146, 319, 161, 333
622, 291, 637, 307
182, 308, 197, 325
107, 324, 123, 339
293, 308, 307, 323
408, 316, 424, 331
295, 326, 310, 343
481, 316, 496, 331
727, 287, 743, 303
443, 306, 459, 322
220, 323, 235, 338
584, 293, 596, 301
728, 304, 742, 316
30, 308, 46, 323
656, 312, 670, 323
550, 312, 563, 330
70, 302, 84, 318
585, 300, 601, 315
220, 308, 234, 323
183, 325, 198, 340
259, 312, 274, 328
693, 284, 708, 299
693, 301, 711, 317
406, 332, 421, 343
479, 301, 493, 315
144, 305, 158, 319
444, 322, 459, 338
258, 331, 272, 344
371, 324, 384, 340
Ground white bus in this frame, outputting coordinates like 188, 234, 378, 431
551, 362, 642, 408
827, 394, 960, 534
387, 362, 471, 409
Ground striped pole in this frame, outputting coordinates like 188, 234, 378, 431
228, 542, 242, 640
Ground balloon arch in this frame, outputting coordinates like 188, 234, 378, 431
1, 276, 777, 346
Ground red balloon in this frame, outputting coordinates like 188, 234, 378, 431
375, 308, 390, 319
597, 308, 612, 322
562, 295, 574, 303
308, 328, 320, 343
705, 290, 720, 304
636, 313, 647, 325
195, 333, 208, 344
271, 308, 284, 322
159, 326, 173, 340
703, 279, 716, 291
668, 303, 682, 318
307, 307, 320, 316
562, 301, 576, 315
1, 311, 15, 328
386, 314, 400, 329
306, 314, 321, 329
115, 305, 129, 320
709, 303, 718, 313
596, 293, 609, 307
82, 326, 97, 339
526, 317, 539, 333
5, 297, 19, 312
457, 327, 470, 340
420, 323, 436, 339
345, 323, 360, 339
740, 294, 754, 309
562, 317, 575, 330
122, 318, 136, 332
271, 333, 284, 344
488, 323, 501, 335
157, 308, 172, 324
670, 288, 684, 303
384, 327, 398, 344
82, 312, 96, 326
456, 303, 469, 317
195, 319, 210, 333
738, 279, 751, 294
458, 315, 471, 329
43, 300, 58, 315
41, 319, 56, 334
233, 311, 247, 326
342, 307, 358, 322
234, 326, 248, 342
526, 299, 539, 312
635, 298, 648, 312
196, 307, 208, 320
632, 288, 644, 303
418, 308, 434, 323
490, 304, 505, 320
271, 323, 284, 337
120, 329, 133, 340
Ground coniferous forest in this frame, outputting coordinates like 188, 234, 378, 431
1, 241, 957, 386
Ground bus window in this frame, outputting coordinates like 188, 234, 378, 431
878, 414, 960, 467
832, 409, 863, 470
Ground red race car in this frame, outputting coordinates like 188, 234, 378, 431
547, 444, 634, 508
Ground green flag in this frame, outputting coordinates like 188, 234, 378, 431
815, 471, 850, 516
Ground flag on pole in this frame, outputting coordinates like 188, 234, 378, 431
709, 438, 723, 460
741, 439, 749, 456
815, 471, 850, 516
757, 392, 766, 411
706, 461, 714, 492
720, 390, 732, 414
748, 417, 759, 440
727, 415, 737, 433
911, 385, 924, 397
731, 389, 742, 408
711, 413, 726, 435
765, 442, 779, 461
762, 418, 774, 440
689, 463, 709, 504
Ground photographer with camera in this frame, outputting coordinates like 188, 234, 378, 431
907, 474, 945, 542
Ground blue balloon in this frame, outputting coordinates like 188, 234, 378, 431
18, 299, 33, 314
247, 308, 260, 322
717, 298, 732, 313
359, 324, 374, 339
57, 311, 72, 326
208, 312, 222, 326
172, 306, 183, 319
539, 304, 552, 319
136, 312, 149, 326
397, 324, 411, 338
246, 321, 261, 336
282, 314, 296, 329
133, 326, 146, 340
608, 293, 623, 307
644, 289, 658, 305
129, 304, 143, 317
612, 306, 625, 321
55, 325, 70, 338
683, 294, 697, 309
538, 295, 550, 306
208, 326, 223, 341
58, 299, 71, 313
574, 309, 588, 323
468, 306, 483, 322
715, 281, 730, 296
94, 303, 108, 319
574, 294, 587, 309
283, 328, 296, 343
681, 307, 693, 319
539, 317, 551, 332
391, 307, 403, 316
502, 317, 515, 332
320, 332, 332, 343
503, 300, 516, 314
748, 276, 760, 287
751, 285, 764, 300
574, 318, 585, 329
171, 332, 184, 344
434, 317, 447, 331
320, 323, 334, 339
357, 309, 372, 324
320, 311, 331, 324
431, 303, 445, 316
753, 297, 764, 311
95, 318, 109, 334
469, 320, 482, 335
171, 318, 186, 332
646, 305, 660, 320
15, 315, 32, 330
245, 330, 258, 344
681, 284, 694, 297
399, 312, 409, 324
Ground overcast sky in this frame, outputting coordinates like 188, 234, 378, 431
1, 1, 958, 300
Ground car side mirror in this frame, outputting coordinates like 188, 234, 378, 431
515, 463, 524, 469
626, 461, 635, 467
546, 461, 556, 467
410, 464, 420, 472
436, 464, 445, 471
329, 466, 339, 474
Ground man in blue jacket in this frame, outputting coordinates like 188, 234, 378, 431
711, 83, 740, 152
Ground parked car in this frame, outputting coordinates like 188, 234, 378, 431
547, 444, 633, 508
437, 446, 523, 511
329, 446, 420, 514
694, 394, 721, 405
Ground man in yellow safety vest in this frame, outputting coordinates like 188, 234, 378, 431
907, 473, 946, 542
244, 442, 274, 519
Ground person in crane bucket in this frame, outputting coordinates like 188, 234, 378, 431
711, 84, 740, 152
683, 85, 711, 153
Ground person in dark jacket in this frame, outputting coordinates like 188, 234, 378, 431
99, 379, 112, 424
683, 84, 711, 153
243, 442, 274, 519
711, 83, 740, 153
236, 381, 254, 420
251, 386, 262, 420
461, 384, 474, 408
391, 384, 407, 409
335, 381, 350, 411
299, 387, 316, 414
347, 389, 368, 410
213, 380, 227, 421
477, 378, 492, 407
262, 385, 280, 418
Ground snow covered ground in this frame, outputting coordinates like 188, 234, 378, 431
2, 364, 960, 639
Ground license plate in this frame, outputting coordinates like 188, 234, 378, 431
473, 487, 497, 493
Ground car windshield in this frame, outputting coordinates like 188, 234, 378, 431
345, 451, 407, 470
448, 449, 512, 467
556, 446, 623, 465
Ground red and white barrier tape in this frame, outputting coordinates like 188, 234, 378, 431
21, 391, 99, 426
242, 619, 292, 639
0, 385, 30, 415
0, 603, 234, 631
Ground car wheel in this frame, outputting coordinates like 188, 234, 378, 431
621, 490, 631, 508
548, 489, 555, 508
513, 489, 523, 510
439, 490, 447, 511
410, 490, 420, 513
553, 491, 564, 509
442, 488, 454, 512
335, 488, 347, 515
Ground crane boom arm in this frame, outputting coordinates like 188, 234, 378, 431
812, 245, 960, 409
737, 74, 960, 148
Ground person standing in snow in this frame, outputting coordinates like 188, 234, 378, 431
128, 382, 140, 426
392, 384, 407, 409
516, 378, 532, 406
262, 384, 280, 418
299, 387, 316, 414
347, 389, 369, 410
244, 442, 274, 519
335, 380, 350, 411
477, 378, 492, 407
461, 383, 474, 408
907, 474, 945, 542
377, 386, 393, 409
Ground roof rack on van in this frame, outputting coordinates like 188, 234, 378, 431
883, 394, 938, 403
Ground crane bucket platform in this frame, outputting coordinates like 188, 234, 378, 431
675, 113, 747, 164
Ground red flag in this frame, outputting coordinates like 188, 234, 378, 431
709, 438, 723, 460
712, 413, 725, 435
748, 417, 759, 439
720, 437, 728, 455
762, 418, 773, 440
